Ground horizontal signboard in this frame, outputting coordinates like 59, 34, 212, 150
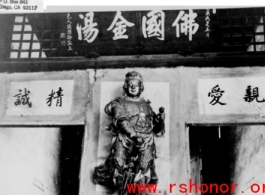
6, 80, 74, 116
1, 8, 262, 59
198, 77, 265, 115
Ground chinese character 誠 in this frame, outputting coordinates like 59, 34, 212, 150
172, 9, 199, 41
46, 87, 64, 107
244, 86, 265, 103
14, 88, 32, 108
142, 10, 165, 40
76, 12, 99, 43
208, 85, 226, 105
107, 11, 135, 40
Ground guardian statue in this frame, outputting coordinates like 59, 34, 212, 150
93, 71, 165, 195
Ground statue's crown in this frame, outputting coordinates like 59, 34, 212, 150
125, 71, 143, 82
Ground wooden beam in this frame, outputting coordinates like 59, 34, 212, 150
1, 52, 265, 73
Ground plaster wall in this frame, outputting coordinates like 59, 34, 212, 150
0, 127, 60, 195
0, 70, 90, 125
233, 126, 265, 195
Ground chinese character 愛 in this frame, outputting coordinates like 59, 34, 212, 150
172, 9, 199, 41
107, 11, 135, 40
244, 86, 265, 103
76, 12, 99, 43
142, 10, 165, 40
46, 87, 64, 107
14, 88, 32, 108
208, 85, 226, 105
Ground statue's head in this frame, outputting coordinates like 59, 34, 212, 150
123, 71, 144, 98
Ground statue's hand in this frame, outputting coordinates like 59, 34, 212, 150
153, 107, 165, 137
158, 107, 165, 121
160, 113, 165, 121
159, 107, 165, 113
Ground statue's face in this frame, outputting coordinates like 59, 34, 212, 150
127, 79, 141, 97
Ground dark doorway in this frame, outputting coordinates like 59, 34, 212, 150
189, 126, 236, 195
59, 125, 84, 195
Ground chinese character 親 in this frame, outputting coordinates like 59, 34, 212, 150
46, 87, 64, 107
244, 86, 265, 103
172, 9, 199, 41
107, 11, 135, 40
142, 10, 165, 40
14, 88, 32, 108
208, 85, 226, 105
76, 12, 99, 43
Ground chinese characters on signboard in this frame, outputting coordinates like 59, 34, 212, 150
142, 10, 165, 40
46, 87, 64, 107
204, 9, 216, 38
76, 12, 99, 43
208, 85, 226, 105
172, 9, 199, 41
205, 9, 210, 38
67, 13, 73, 50
14, 88, 32, 108
107, 11, 135, 40
243, 86, 265, 103
6, 80, 74, 116
207, 85, 265, 106
198, 77, 265, 115
75, 9, 209, 43
14, 87, 64, 108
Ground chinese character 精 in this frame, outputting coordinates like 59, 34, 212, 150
46, 87, 64, 107
208, 85, 226, 105
244, 86, 265, 103
76, 12, 99, 43
172, 9, 199, 41
142, 10, 165, 40
107, 11, 135, 40
14, 88, 32, 108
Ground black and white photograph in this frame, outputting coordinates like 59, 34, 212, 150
0, 2, 265, 195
